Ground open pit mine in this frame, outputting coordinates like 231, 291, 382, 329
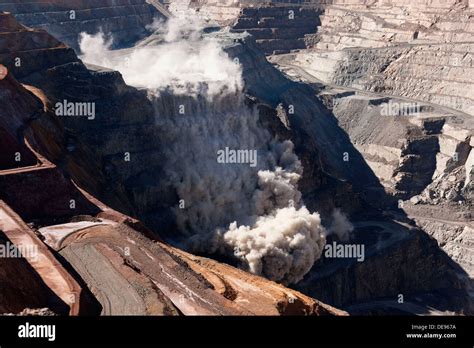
0, 0, 472, 319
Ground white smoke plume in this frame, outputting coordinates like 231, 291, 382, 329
79, 14, 242, 97
223, 207, 326, 284
328, 209, 354, 242
78, 12, 352, 284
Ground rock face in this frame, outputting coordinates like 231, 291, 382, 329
285, 0, 474, 116
270, 0, 473, 206
310, 0, 473, 50
270, 0, 474, 209
313, 92, 473, 201
267, 0, 473, 313
293, 44, 474, 117
169, 0, 323, 54
231, 6, 322, 54
0, 0, 165, 50
0, 12, 78, 79
0, 62, 102, 316
168, 0, 243, 23
296, 220, 470, 314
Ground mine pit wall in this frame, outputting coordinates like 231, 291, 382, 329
0, 10, 173, 232
0, 0, 164, 51
313, 2, 474, 50
327, 93, 473, 202
394, 136, 440, 195
0, 54, 101, 226
169, 0, 473, 55
292, 0, 474, 115
295, 44, 474, 117
0, 13, 80, 80
0, 168, 101, 224
231, 6, 323, 54
38, 63, 161, 220
284, 0, 474, 201
295, 226, 472, 313
0, 13, 163, 221
169, 0, 242, 23
168, 0, 325, 54
328, 96, 439, 198
0, 232, 63, 314
0, 30, 75, 71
